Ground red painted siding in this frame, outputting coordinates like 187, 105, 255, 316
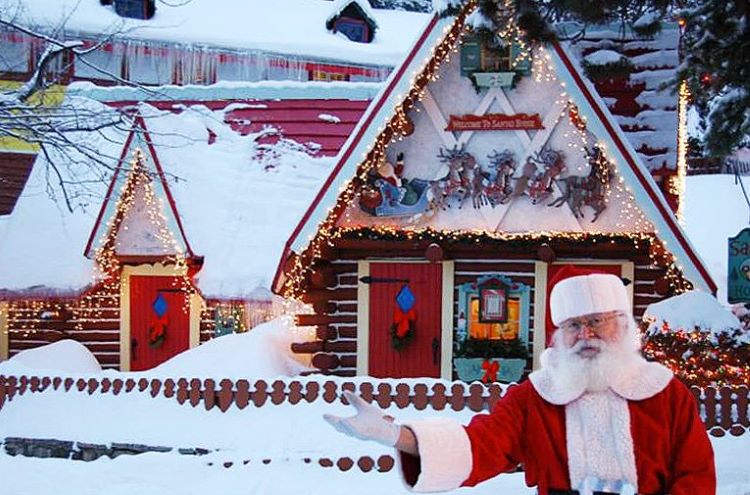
129, 276, 190, 371
368, 263, 442, 379
0, 152, 35, 215
225, 99, 370, 156
106, 99, 371, 157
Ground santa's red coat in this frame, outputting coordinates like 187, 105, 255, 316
400, 375, 715, 494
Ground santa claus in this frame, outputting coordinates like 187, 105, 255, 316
324, 268, 716, 494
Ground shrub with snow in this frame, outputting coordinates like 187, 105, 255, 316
0, 340, 102, 375
642, 291, 750, 387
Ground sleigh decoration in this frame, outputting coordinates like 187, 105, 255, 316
357, 145, 614, 221
359, 176, 432, 217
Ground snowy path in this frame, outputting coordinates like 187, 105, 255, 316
0, 435, 748, 494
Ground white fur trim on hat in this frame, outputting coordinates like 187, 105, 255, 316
398, 418, 472, 492
550, 273, 630, 326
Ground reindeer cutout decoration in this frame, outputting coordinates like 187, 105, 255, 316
505, 147, 566, 204
548, 145, 614, 221
485, 149, 517, 206
430, 145, 486, 210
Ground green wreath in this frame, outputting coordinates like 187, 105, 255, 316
390, 320, 415, 351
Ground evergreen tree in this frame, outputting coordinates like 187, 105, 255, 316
677, 0, 749, 156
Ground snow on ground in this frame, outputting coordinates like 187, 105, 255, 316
0, 377, 746, 495
683, 174, 750, 304
0, 318, 315, 380
1, 0, 430, 67
148, 317, 315, 380
0, 321, 749, 494
0, 340, 102, 376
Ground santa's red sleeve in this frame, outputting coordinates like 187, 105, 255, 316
397, 383, 527, 492
668, 381, 716, 494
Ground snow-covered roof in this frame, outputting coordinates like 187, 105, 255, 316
569, 24, 681, 172
2, 0, 430, 67
0, 84, 375, 300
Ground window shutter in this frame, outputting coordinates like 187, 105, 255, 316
460, 38, 482, 76
510, 43, 531, 74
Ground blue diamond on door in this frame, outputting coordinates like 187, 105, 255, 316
153, 293, 168, 317
396, 285, 415, 312
391, 285, 417, 351
149, 293, 169, 349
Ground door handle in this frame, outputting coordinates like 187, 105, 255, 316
131, 338, 138, 361
432, 338, 439, 365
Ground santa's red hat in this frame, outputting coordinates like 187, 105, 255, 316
549, 265, 631, 326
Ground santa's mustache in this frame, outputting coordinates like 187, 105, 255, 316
569, 339, 606, 355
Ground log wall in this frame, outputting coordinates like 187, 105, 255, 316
293, 237, 669, 376
5, 286, 121, 368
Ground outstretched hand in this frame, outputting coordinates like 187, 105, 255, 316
323, 390, 401, 447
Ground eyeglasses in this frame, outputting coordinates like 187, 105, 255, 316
560, 312, 625, 335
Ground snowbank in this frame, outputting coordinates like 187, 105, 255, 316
146, 317, 314, 380
0, 340, 102, 375
643, 291, 745, 340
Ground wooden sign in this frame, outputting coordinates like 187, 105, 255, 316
445, 113, 544, 131
728, 228, 750, 303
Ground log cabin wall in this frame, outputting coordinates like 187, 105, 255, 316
293, 236, 669, 377
5, 286, 121, 369
200, 304, 216, 343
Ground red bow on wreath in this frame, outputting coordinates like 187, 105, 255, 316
393, 307, 416, 338
481, 359, 500, 383
149, 314, 168, 348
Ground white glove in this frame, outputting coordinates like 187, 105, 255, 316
323, 390, 401, 447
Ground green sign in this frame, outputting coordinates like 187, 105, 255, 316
728, 228, 750, 303
473, 72, 515, 88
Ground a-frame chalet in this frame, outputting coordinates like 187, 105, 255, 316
273, 4, 716, 380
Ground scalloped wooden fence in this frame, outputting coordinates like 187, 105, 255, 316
0, 375, 747, 437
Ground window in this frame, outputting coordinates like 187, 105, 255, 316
454, 275, 531, 382
310, 69, 348, 82
460, 34, 531, 77
0, 32, 29, 74
480, 44, 511, 72
334, 18, 370, 43
468, 295, 520, 340
456, 274, 530, 356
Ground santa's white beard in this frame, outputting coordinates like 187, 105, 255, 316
547, 321, 643, 393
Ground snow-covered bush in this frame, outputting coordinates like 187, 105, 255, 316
641, 291, 750, 387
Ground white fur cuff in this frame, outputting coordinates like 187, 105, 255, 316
401, 418, 473, 492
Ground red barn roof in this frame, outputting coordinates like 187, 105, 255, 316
106, 98, 372, 157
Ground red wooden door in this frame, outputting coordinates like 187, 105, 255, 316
130, 276, 190, 371
545, 264, 623, 346
368, 263, 443, 378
